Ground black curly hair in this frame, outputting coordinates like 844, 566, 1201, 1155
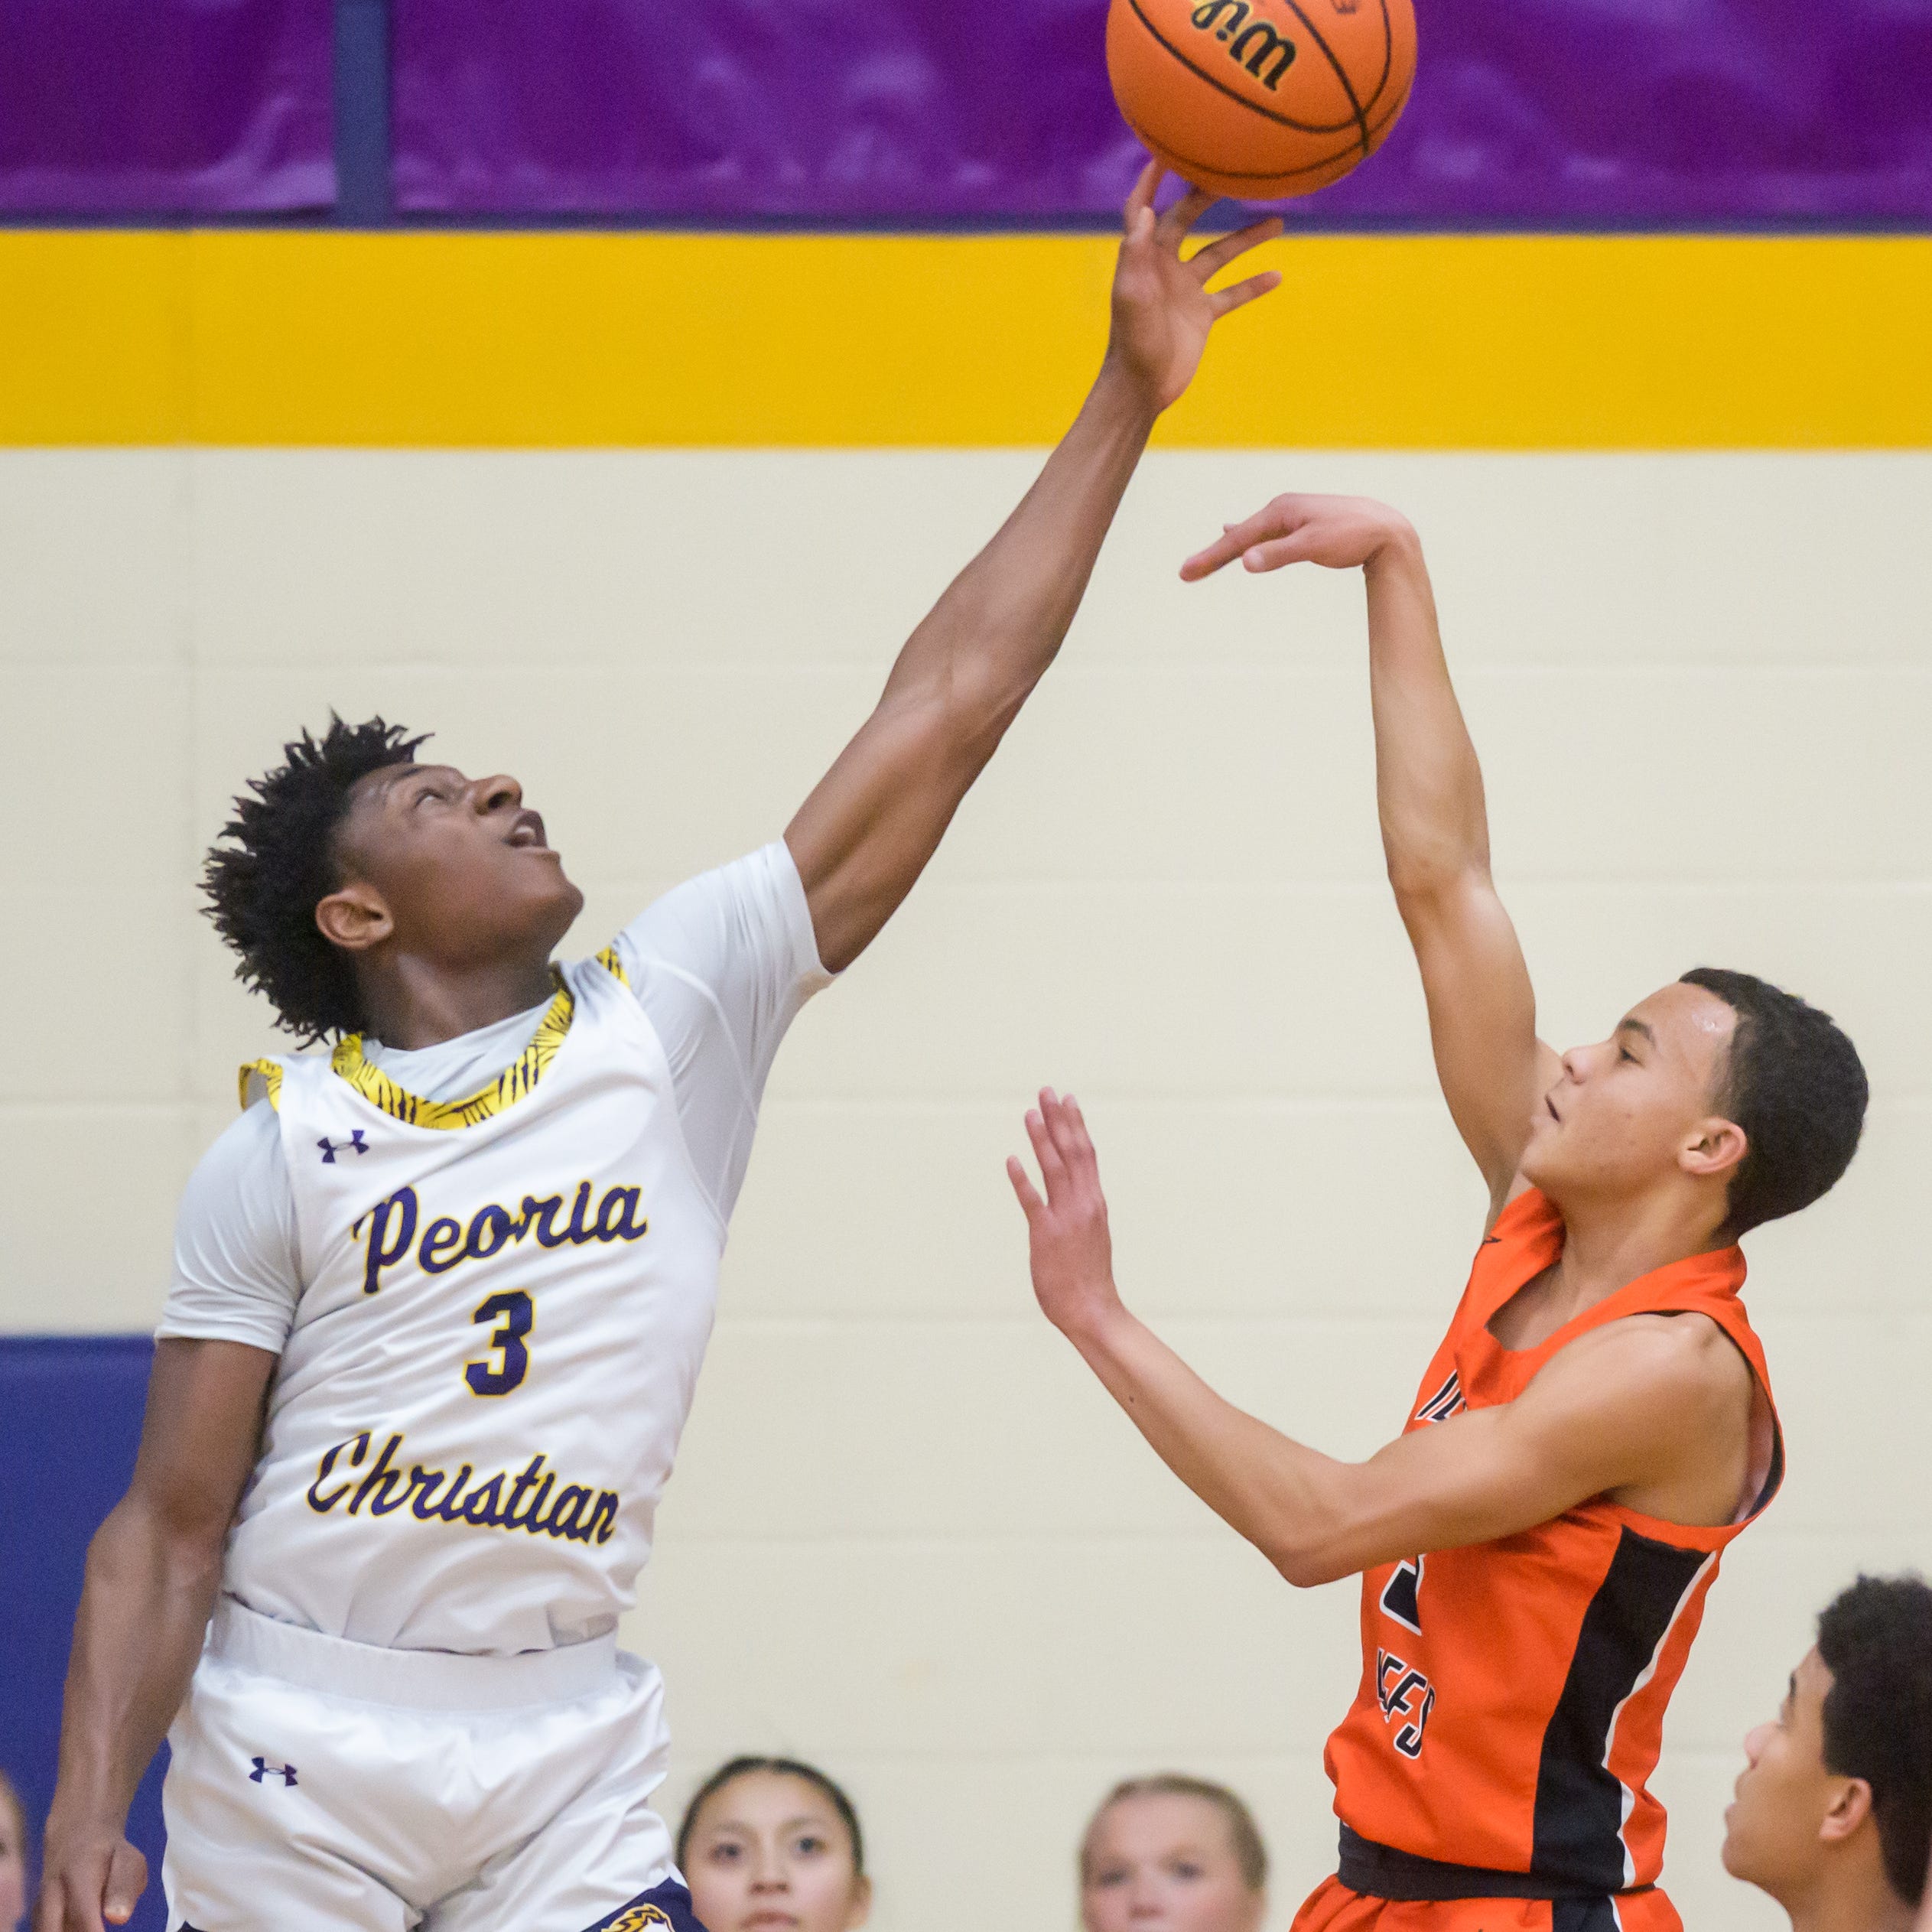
1678, 968, 1868, 1238
1817, 1573, 1932, 1906
202, 716, 426, 1044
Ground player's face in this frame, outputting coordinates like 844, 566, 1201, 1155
1721, 1648, 1843, 1902
1079, 1794, 1264, 1932
330, 762, 584, 968
1519, 982, 1741, 1216
682, 1772, 871, 1932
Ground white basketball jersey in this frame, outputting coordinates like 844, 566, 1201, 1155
221, 947, 725, 1657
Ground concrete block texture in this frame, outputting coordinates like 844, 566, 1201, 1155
1, 447, 1927, 1930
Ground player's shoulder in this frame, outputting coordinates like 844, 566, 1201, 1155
191, 1094, 285, 1186
1556, 1307, 1752, 1414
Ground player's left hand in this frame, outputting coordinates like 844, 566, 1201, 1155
1007, 1089, 1124, 1338
1104, 160, 1283, 415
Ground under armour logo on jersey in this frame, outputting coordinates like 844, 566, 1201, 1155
317, 1131, 369, 1164
1414, 1369, 1466, 1425
1380, 1555, 1425, 1634
249, 1758, 298, 1786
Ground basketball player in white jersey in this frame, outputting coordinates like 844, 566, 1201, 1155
34, 170, 1283, 1932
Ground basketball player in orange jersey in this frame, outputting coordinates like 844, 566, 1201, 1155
1007, 491, 1870, 1932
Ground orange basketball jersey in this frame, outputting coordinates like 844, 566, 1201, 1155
1321, 1188, 1782, 1908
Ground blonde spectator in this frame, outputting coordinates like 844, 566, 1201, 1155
1081, 1774, 1268, 1932
678, 1757, 870, 1932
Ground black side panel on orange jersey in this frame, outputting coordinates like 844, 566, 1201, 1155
1531, 1527, 1709, 1889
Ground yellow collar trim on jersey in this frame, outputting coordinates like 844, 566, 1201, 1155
326, 944, 628, 1131
237, 1058, 284, 1111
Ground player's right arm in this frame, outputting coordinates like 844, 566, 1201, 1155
37, 1339, 274, 1932
1182, 495, 1554, 1218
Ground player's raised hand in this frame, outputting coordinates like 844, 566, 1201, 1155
1180, 491, 1416, 581
1104, 160, 1283, 415
1007, 1090, 1124, 1340
34, 1823, 147, 1932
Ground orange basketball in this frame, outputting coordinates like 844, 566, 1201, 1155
1107, 0, 1416, 200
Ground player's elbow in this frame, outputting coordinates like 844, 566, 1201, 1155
1267, 1539, 1356, 1590
1384, 848, 1488, 911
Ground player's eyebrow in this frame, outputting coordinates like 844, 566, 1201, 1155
1617, 1017, 1657, 1045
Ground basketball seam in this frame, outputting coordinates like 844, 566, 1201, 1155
1273, 0, 1371, 154
1122, 0, 1370, 136
1124, 85, 1404, 183
1349, 0, 1399, 121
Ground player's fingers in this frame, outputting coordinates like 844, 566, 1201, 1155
1209, 269, 1283, 319
1027, 1095, 1071, 1189
1156, 184, 1216, 246
1124, 157, 1163, 229
1188, 217, 1283, 281
101, 1846, 146, 1927
1179, 503, 1293, 579
1241, 531, 1319, 571
1007, 1155, 1046, 1220
1060, 1094, 1102, 1176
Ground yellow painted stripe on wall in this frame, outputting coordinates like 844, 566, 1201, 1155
3, 229, 1929, 448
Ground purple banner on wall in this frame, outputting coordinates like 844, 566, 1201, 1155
0, 0, 333, 215
392, 0, 1932, 226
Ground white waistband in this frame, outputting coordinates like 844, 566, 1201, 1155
210, 1598, 620, 1712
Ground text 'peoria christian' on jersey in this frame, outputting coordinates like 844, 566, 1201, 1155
1322, 1188, 1783, 1909
222, 946, 727, 1657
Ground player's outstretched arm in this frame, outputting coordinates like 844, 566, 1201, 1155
37, 1338, 273, 1932
1010, 1092, 1751, 1586
1181, 496, 1552, 1220
785, 162, 1281, 974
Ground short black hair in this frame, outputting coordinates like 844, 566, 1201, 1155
1817, 1573, 1932, 1906
202, 716, 425, 1044
1679, 968, 1867, 1238
676, 1756, 864, 1876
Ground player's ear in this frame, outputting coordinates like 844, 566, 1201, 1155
316, 881, 394, 954
1818, 1774, 1875, 1848
1680, 1115, 1747, 1184
845, 1872, 875, 1929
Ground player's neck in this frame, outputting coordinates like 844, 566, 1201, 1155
353, 951, 560, 1049
1546, 1187, 1732, 1309
1780, 1864, 1916, 1932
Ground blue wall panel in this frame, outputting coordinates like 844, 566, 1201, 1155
0, 1338, 166, 1931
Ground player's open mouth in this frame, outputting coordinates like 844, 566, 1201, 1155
506, 810, 550, 851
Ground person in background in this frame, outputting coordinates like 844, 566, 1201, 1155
1081, 1774, 1268, 1932
1722, 1573, 1932, 1932
1, 1771, 28, 1932
678, 1757, 870, 1932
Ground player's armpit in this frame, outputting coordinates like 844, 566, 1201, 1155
1286, 1315, 1754, 1583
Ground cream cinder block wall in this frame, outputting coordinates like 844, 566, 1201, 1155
2, 448, 1928, 1932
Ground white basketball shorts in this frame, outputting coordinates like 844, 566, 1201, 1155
162, 1598, 703, 1932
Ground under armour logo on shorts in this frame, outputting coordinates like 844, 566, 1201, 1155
317, 1131, 369, 1163
249, 1757, 298, 1786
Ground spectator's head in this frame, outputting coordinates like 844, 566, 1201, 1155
0, 1769, 27, 1932
1079, 1774, 1267, 1932
1723, 1575, 1932, 1927
678, 1757, 870, 1932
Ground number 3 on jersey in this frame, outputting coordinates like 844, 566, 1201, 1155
467, 1290, 534, 1396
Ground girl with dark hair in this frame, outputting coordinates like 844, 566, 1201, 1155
1079, 1774, 1268, 1932
678, 1758, 870, 1932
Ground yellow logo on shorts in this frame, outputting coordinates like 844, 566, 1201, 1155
604, 1908, 672, 1931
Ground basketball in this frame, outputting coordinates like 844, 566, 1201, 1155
1106, 0, 1417, 199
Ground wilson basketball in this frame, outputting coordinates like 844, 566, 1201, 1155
1107, 0, 1416, 200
